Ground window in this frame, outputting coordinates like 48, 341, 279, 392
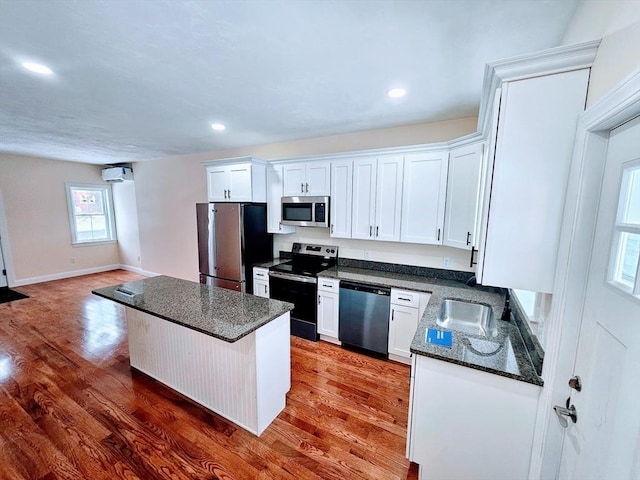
66, 184, 116, 244
609, 160, 640, 296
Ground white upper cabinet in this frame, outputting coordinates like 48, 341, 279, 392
205, 158, 266, 203
282, 161, 331, 196
400, 151, 449, 245
352, 156, 404, 241
330, 159, 353, 238
266, 164, 296, 234
443, 143, 484, 250
477, 68, 590, 293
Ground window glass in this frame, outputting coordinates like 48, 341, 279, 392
610, 162, 640, 296
66, 185, 116, 244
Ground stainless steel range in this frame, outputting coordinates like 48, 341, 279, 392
268, 242, 338, 341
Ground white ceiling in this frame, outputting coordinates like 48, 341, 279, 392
0, 0, 579, 165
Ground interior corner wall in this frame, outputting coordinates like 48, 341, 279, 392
561, 2, 640, 107
112, 180, 142, 271
0, 153, 120, 285
133, 117, 478, 281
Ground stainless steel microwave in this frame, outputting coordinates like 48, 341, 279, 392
281, 196, 330, 228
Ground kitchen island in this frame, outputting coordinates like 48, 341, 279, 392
92, 275, 294, 436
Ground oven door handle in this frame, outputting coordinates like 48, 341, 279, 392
268, 271, 318, 284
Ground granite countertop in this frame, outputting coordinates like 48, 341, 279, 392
319, 266, 543, 386
92, 275, 294, 343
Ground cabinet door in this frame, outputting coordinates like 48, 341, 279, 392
317, 291, 339, 338
388, 303, 419, 358
227, 163, 253, 201
375, 155, 404, 242
480, 69, 589, 293
306, 162, 331, 196
401, 151, 448, 245
443, 144, 483, 249
267, 165, 296, 234
351, 157, 377, 240
253, 279, 269, 298
282, 163, 306, 196
207, 166, 229, 202
330, 159, 353, 238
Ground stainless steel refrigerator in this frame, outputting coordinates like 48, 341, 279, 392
196, 203, 273, 294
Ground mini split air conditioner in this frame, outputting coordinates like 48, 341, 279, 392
102, 166, 133, 182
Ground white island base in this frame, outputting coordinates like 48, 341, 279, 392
125, 307, 291, 436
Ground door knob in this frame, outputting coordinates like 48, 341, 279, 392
554, 397, 578, 428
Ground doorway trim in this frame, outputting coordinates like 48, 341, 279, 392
529, 69, 640, 479
0, 188, 16, 287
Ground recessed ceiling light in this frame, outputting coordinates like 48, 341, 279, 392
387, 88, 407, 99
211, 123, 226, 131
22, 62, 53, 75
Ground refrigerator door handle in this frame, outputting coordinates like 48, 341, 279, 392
208, 205, 217, 274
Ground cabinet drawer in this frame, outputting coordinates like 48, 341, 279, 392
391, 289, 420, 308
253, 267, 269, 280
318, 278, 340, 292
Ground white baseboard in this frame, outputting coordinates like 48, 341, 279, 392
118, 264, 158, 277
13, 264, 122, 287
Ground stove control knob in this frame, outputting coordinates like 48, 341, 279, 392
331, 249, 335, 253
326, 248, 330, 253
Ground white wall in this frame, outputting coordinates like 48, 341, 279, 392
562, 1, 640, 106
0, 153, 120, 285
132, 117, 478, 281
112, 180, 142, 271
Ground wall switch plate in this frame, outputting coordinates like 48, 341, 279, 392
364, 250, 372, 260
443, 257, 450, 267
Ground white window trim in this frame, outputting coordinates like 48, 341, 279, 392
607, 158, 640, 297
65, 183, 117, 246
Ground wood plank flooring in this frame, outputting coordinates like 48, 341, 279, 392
0, 270, 419, 479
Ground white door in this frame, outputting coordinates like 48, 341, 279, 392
401, 151, 449, 245
207, 166, 228, 202
307, 162, 331, 196
283, 163, 306, 196
352, 157, 377, 240
227, 164, 252, 201
388, 304, 419, 358
317, 291, 339, 338
375, 155, 404, 242
558, 116, 640, 479
330, 159, 353, 238
443, 143, 483, 249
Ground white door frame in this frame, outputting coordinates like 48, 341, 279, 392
0, 188, 16, 288
529, 69, 640, 479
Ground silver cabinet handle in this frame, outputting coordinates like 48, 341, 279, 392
318, 295, 321, 305
391, 309, 395, 321
466, 231, 471, 246
376, 226, 379, 237
369, 225, 372, 237
223, 189, 227, 199
228, 189, 231, 199
264, 284, 269, 295
437, 228, 441, 241
321, 284, 332, 288
398, 297, 411, 301
331, 224, 334, 234
305, 183, 309, 193
301, 183, 304, 193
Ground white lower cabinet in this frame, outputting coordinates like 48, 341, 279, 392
407, 354, 540, 480
252, 267, 269, 298
388, 289, 430, 364
317, 278, 340, 344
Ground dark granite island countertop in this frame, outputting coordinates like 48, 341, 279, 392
92, 275, 294, 343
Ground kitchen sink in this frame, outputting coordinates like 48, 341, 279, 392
436, 299, 498, 337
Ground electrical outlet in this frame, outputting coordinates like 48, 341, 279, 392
70, 257, 76, 264
364, 250, 372, 260
443, 257, 450, 268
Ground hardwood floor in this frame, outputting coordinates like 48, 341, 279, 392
0, 270, 419, 479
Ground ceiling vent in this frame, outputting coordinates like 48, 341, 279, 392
102, 166, 133, 182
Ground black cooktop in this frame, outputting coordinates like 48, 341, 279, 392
270, 259, 334, 277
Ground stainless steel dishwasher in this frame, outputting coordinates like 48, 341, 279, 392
338, 281, 391, 356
